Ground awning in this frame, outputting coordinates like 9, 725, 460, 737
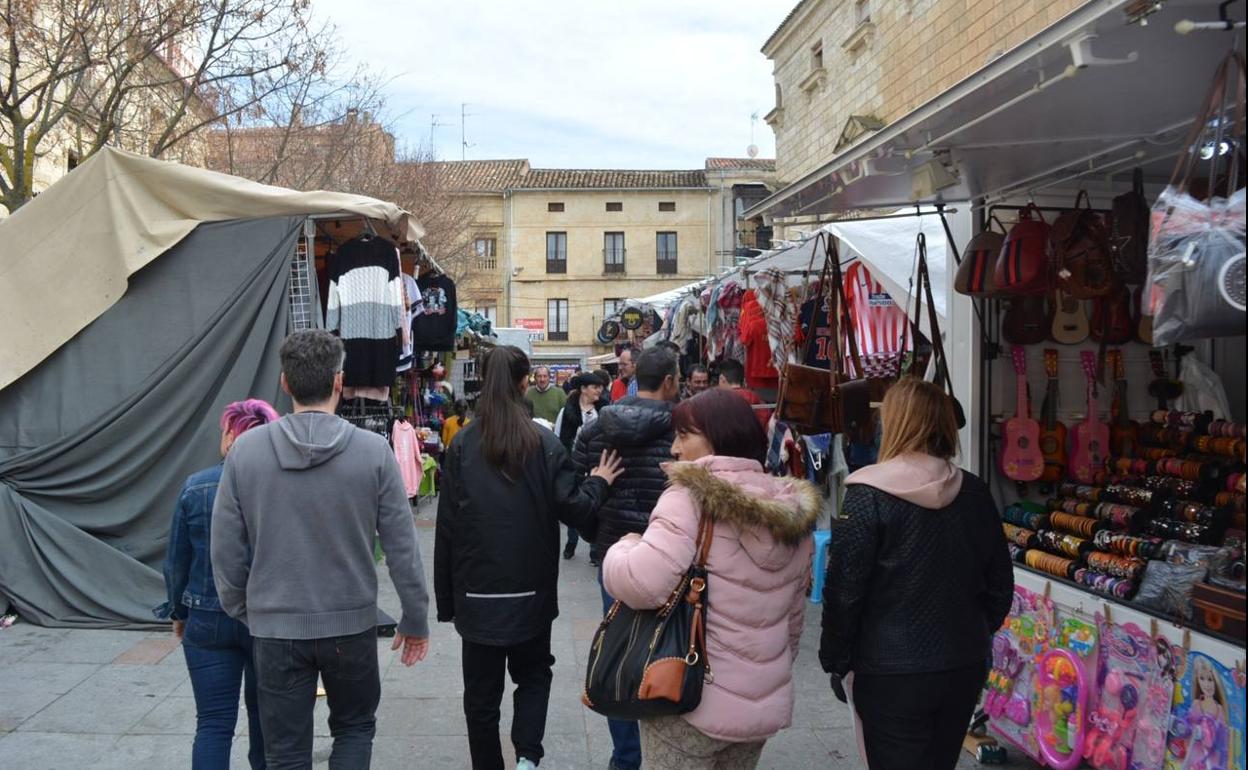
746, 0, 1241, 219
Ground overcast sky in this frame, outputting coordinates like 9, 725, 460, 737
312, 0, 780, 169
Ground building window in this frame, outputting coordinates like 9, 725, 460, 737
658, 201, 676, 212
545, 232, 567, 273
606, 201, 623, 212
604, 232, 626, 274
547, 299, 569, 341
656, 232, 678, 274
474, 304, 497, 323
774, 83, 783, 110
603, 298, 625, 318
548, 202, 565, 212
473, 237, 497, 270
856, 0, 871, 25
811, 42, 824, 70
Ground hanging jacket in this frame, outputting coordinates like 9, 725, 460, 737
819, 453, 1014, 677
572, 396, 674, 561
737, 290, 778, 390
604, 457, 820, 743
391, 420, 422, 498
435, 421, 608, 646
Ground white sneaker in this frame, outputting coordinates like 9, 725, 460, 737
516, 759, 537, 770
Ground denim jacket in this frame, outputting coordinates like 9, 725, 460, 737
154, 464, 225, 619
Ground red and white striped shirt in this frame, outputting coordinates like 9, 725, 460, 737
843, 261, 910, 356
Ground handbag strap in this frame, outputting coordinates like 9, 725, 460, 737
824, 238, 865, 384
692, 509, 716, 570
1168, 51, 1247, 196
906, 233, 955, 396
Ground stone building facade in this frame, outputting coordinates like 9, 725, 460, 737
763, 0, 1086, 190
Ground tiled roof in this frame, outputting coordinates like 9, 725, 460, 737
516, 168, 708, 190
704, 157, 777, 171
430, 159, 530, 193
762, 0, 812, 53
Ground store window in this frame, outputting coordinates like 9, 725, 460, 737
547, 299, 569, 341
546, 232, 567, 273
656, 232, 678, 274
658, 201, 676, 212
603, 298, 625, 318
548, 202, 565, 212
474, 304, 496, 323
606, 201, 623, 212
604, 232, 626, 274
473, 237, 497, 270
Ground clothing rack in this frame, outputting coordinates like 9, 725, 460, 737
338, 397, 396, 441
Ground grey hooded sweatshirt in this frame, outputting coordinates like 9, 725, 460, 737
211, 411, 429, 639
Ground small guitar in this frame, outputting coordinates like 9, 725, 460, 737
1003, 295, 1052, 346
1133, 285, 1154, 346
1038, 349, 1067, 484
1070, 351, 1110, 484
1091, 285, 1134, 345
1108, 349, 1139, 457
1050, 290, 1090, 344
1002, 346, 1044, 482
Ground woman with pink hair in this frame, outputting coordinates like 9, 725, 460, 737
157, 399, 280, 770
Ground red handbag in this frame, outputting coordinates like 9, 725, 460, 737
994, 204, 1052, 296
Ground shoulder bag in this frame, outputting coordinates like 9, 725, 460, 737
582, 513, 713, 720
906, 232, 966, 429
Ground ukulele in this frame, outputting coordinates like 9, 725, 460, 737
1002, 346, 1044, 482
1107, 349, 1139, 457
1050, 290, 1090, 344
1003, 295, 1052, 346
1133, 285, 1154, 345
1091, 285, 1134, 345
1038, 349, 1067, 484
1070, 350, 1110, 484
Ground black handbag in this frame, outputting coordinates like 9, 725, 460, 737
582, 514, 713, 720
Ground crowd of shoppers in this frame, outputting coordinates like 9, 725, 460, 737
161, 328, 1008, 770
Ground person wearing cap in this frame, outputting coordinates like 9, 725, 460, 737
554, 372, 607, 559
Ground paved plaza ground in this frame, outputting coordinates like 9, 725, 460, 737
0, 499, 1040, 769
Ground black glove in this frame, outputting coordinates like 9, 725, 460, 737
830, 674, 847, 704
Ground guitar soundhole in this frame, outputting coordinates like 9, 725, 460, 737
1089, 441, 1100, 454
1017, 437, 1030, 449
1041, 437, 1058, 454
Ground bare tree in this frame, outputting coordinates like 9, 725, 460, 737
0, 0, 355, 214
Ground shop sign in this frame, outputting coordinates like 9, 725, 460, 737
620, 308, 644, 330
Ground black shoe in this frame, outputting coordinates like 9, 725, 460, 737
589, 557, 601, 568
563, 542, 576, 560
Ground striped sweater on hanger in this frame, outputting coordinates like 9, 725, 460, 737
326, 235, 405, 388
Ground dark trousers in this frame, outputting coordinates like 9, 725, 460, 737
461, 629, 554, 770
598, 569, 642, 770
183, 609, 265, 770
565, 526, 579, 550
252, 627, 380, 770
852, 663, 987, 770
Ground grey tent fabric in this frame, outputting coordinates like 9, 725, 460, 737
0, 217, 298, 628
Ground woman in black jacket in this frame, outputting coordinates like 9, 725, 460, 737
434, 345, 621, 770
553, 372, 608, 559
820, 377, 1013, 770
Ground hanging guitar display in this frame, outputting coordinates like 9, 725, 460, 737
1003, 346, 1044, 483
1003, 295, 1053, 346
1070, 351, 1110, 485
1132, 285, 1154, 346
1107, 349, 1140, 457
1146, 349, 1183, 410
1038, 349, 1067, 485
1050, 290, 1090, 345
1090, 284, 1134, 345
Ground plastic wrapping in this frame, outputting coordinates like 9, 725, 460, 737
1144, 186, 1246, 346
1133, 561, 1207, 621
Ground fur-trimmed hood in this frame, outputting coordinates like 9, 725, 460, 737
665, 456, 820, 560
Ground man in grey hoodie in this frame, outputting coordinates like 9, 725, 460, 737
211, 330, 430, 770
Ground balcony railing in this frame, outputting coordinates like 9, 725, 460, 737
657, 256, 678, 275
547, 331, 569, 341
603, 249, 626, 274
546, 257, 567, 274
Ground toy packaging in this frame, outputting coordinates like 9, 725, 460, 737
1036, 648, 1091, 769
1165, 651, 1247, 770
1130, 637, 1180, 770
987, 586, 1054, 762
1085, 617, 1152, 770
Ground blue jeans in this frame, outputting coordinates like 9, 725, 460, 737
598, 569, 642, 770
182, 609, 265, 770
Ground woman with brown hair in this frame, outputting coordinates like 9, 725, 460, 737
819, 377, 1013, 770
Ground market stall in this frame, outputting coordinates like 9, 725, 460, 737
739, 1, 1246, 766
0, 147, 448, 628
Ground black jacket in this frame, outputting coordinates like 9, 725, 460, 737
572, 396, 674, 560
555, 390, 608, 450
434, 421, 608, 646
819, 471, 1013, 677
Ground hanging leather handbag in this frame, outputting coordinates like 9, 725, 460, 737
907, 233, 967, 428
1112, 168, 1150, 284
994, 203, 1053, 296
582, 514, 713, 720
1053, 190, 1116, 299
954, 219, 1005, 298
777, 234, 838, 433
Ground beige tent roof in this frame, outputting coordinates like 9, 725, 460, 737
0, 147, 426, 390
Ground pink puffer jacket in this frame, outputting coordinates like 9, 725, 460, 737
602, 455, 819, 743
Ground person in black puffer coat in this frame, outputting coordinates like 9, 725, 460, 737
819, 377, 1013, 770
572, 345, 679, 770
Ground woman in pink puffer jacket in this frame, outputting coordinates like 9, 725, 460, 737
603, 388, 820, 770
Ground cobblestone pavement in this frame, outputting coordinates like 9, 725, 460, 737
0, 499, 1041, 769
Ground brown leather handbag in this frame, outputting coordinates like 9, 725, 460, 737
582, 514, 713, 720
777, 234, 892, 441
954, 219, 1006, 298
1053, 190, 1116, 299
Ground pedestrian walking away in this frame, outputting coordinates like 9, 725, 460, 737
603, 388, 819, 770
819, 377, 1013, 770
435, 345, 623, 770
573, 346, 681, 770
157, 398, 280, 770
210, 330, 432, 770
554, 371, 608, 559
